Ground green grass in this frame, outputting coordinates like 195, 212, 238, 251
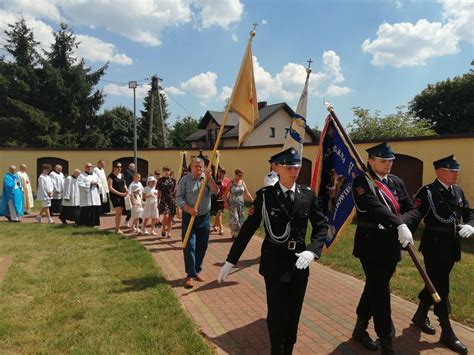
0, 223, 213, 354
318, 224, 474, 327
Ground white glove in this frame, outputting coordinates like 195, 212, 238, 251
458, 224, 474, 238
217, 261, 234, 283
295, 251, 315, 270
397, 224, 414, 248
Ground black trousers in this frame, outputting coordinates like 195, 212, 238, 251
264, 270, 308, 354
77, 206, 100, 227
60, 205, 80, 222
50, 198, 62, 214
418, 257, 454, 318
356, 258, 397, 338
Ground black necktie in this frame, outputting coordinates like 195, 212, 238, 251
286, 190, 294, 211
448, 186, 455, 197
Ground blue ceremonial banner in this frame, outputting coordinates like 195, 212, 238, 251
311, 115, 362, 250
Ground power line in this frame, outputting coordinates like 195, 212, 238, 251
99, 78, 196, 117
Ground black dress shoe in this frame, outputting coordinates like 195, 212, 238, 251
352, 330, 379, 351
412, 316, 436, 335
440, 333, 468, 354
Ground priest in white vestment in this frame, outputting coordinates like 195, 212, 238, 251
17, 164, 34, 214
49, 164, 65, 215
60, 169, 81, 224
77, 163, 101, 227
93, 159, 110, 215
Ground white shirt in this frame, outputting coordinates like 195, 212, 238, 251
37, 174, 54, 201
264, 170, 279, 187
278, 182, 296, 194
130, 181, 144, 207
93, 167, 110, 195
49, 171, 65, 199
77, 172, 101, 207
62, 176, 80, 207
437, 179, 453, 190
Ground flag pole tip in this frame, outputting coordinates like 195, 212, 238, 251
324, 99, 334, 112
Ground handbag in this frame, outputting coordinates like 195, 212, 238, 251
124, 194, 132, 211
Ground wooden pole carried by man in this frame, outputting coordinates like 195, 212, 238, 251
181, 25, 259, 249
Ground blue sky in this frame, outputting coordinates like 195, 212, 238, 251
1, 0, 473, 130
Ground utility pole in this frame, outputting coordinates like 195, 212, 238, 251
156, 77, 167, 148
148, 76, 157, 148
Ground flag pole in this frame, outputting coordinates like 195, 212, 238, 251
182, 28, 257, 249
177, 151, 186, 182
324, 102, 440, 303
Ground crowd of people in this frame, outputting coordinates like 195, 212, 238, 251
0, 159, 251, 239
1, 146, 473, 355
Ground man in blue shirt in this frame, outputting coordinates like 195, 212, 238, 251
176, 157, 218, 288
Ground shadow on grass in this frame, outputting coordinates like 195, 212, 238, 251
113, 275, 168, 293
70, 229, 110, 236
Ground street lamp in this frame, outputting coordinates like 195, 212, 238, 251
128, 81, 138, 169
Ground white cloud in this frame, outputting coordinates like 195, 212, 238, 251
194, 0, 244, 29
0, 10, 55, 55
441, 0, 474, 43
250, 51, 351, 102
4, 0, 244, 48
0, 10, 132, 65
3, 0, 62, 22
76, 35, 132, 65
231, 33, 238, 42
218, 86, 233, 102
326, 85, 352, 97
163, 86, 186, 96
180, 71, 218, 99
103, 83, 150, 98
261, 19, 268, 25
362, 20, 459, 66
362, 0, 473, 67
322, 51, 344, 83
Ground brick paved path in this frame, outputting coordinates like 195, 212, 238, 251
22, 213, 474, 354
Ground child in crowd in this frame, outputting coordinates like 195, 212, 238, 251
142, 176, 159, 235
36, 163, 55, 224
129, 173, 144, 233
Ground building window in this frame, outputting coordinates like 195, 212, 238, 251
207, 129, 214, 145
269, 127, 275, 138
284, 128, 290, 138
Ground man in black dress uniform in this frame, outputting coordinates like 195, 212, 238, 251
411, 155, 473, 354
217, 148, 328, 355
351, 142, 419, 354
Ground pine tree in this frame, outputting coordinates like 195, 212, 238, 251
0, 18, 55, 146
4, 17, 39, 67
41, 23, 109, 147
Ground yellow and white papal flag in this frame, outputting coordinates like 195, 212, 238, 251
228, 35, 259, 145
282, 67, 311, 156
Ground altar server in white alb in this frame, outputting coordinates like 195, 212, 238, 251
60, 169, 81, 224
36, 164, 55, 224
49, 164, 65, 215
17, 164, 34, 214
77, 163, 102, 227
93, 159, 110, 215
